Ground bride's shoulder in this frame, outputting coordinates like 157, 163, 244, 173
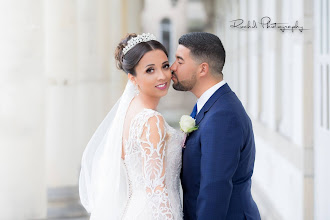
138, 108, 163, 119
135, 108, 167, 127
134, 109, 168, 136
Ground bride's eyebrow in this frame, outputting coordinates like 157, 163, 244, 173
145, 61, 168, 68
145, 64, 155, 68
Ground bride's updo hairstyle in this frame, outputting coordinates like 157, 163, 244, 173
115, 33, 168, 76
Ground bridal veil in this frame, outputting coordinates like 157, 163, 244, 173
79, 80, 135, 219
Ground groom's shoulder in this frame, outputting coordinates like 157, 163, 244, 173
206, 100, 241, 124
208, 105, 241, 122
211, 90, 239, 111
208, 93, 248, 121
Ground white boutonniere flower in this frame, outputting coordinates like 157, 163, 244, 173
179, 115, 198, 134
180, 115, 198, 148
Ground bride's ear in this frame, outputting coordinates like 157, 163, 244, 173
128, 73, 137, 85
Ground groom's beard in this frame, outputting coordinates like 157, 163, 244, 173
172, 72, 197, 91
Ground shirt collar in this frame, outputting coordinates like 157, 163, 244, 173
197, 80, 226, 113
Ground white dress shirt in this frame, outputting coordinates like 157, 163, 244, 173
197, 80, 226, 114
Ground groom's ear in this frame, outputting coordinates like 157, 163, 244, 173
199, 63, 209, 77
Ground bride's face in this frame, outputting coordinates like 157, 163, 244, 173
130, 49, 171, 98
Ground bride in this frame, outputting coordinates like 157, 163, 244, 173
79, 33, 184, 219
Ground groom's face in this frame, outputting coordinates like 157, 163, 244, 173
170, 45, 198, 91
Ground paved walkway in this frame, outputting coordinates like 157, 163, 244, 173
47, 187, 89, 220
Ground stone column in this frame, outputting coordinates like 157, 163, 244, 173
238, 0, 248, 108
75, 0, 115, 172
231, 1, 240, 93
278, 0, 293, 138
45, 0, 79, 187
109, 0, 129, 100
247, 0, 261, 119
127, 0, 143, 33
259, 0, 277, 130
0, 0, 46, 219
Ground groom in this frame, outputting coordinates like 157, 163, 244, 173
171, 32, 261, 220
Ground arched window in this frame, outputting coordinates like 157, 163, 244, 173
160, 18, 172, 62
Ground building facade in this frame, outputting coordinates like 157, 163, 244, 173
0, 0, 143, 218
210, 0, 329, 219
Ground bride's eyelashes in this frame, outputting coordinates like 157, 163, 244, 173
145, 63, 170, 74
146, 67, 154, 73
163, 63, 170, 69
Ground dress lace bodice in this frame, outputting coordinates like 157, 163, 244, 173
122, 109, 184, 220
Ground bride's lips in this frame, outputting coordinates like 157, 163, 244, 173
155, 82, 168, 90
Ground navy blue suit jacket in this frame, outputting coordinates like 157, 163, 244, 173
181, 83, 261, 220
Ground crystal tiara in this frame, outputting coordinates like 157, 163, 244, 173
122, 33, 157, 55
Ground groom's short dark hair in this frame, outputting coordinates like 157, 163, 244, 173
178, 32, 226, 75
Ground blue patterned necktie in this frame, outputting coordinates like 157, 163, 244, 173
190, 103, 198, 119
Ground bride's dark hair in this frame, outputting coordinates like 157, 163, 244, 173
115, 33, 168, 76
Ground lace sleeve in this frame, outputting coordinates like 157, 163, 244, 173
139, 113, 174, 220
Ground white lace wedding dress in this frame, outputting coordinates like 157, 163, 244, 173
121, 108, 184, 220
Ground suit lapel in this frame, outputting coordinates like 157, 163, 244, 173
195, 83, 231, 125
